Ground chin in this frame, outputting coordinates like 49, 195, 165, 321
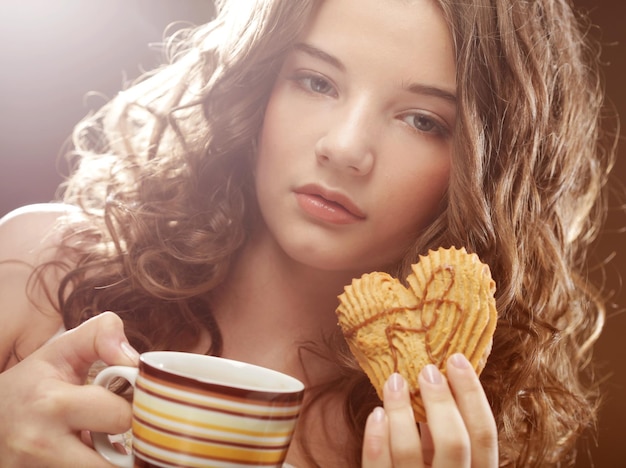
288, 248, 389, 277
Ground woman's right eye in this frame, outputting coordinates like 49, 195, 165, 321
290, 72, 337, 97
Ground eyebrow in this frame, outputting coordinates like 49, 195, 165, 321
293, 42, 346, 72
292, 42, 457, 105
405, 82, 457, 104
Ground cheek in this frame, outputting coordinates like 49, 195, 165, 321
422, 161, 451, 199
254, 94, 303, 211
255, 94, 318, 187
254, 140, 279, 208
255, 99, 282, 178
255, 86, 299, 169
389, 157, 451, 224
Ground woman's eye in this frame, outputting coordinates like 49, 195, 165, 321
308, 76, 333, 94
401, 113, 447, 136
291, 73, 337, 97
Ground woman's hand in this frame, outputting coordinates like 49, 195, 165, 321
0, 312, 139, 468
362, 353, 498, 467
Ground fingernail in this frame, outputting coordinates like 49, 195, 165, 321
386, 373, 405, 393
371, 406, 386, 423
121, 341, 140, 362
449, 353, 470, 369
421, 364, 443, 385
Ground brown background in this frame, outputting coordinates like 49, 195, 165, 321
0, 1, 624, 466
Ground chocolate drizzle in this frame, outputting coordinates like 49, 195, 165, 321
336, 246, 498, 422
343, 265, 465, 371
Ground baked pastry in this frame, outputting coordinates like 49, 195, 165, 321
335, 246, 497, 422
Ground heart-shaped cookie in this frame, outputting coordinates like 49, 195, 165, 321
335, 246, 497, 422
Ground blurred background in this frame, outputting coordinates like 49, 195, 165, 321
0, 1, 624, 466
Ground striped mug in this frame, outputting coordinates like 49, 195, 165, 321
91, 351, 304, 468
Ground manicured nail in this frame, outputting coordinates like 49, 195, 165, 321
421, 364, 443, 385
121, 341, 140, 362
371, 406, 386, 423
449, 353, 470, 369
387, 373, 405, 393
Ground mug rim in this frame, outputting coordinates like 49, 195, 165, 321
139, 351, 305, 401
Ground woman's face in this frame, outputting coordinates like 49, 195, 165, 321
255, 0, 456, 274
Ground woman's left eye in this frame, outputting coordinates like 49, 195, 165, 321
401, 112, 448, 136
290, 72, 337, 97
306, 76, 334, 95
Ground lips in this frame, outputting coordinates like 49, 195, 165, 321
294, 184, 366, 224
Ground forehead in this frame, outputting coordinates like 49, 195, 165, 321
302, 0, 456, 90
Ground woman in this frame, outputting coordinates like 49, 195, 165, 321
0, 0, 614, 466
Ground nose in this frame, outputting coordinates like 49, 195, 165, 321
314, 100, 376, 176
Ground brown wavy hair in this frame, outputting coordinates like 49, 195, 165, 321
38, 0, 616, 466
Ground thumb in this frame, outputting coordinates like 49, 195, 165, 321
39, 312, 139, 384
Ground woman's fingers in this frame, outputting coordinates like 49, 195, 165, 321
445, 354, 498, 467
362, 407, 392, 468
362, 373, 422, 468
419, 364, 471, 468
419, 354, 498, 468
5, 422, 118, 468
362, 356, 498, 468
3, 378, 123, 468
384, 374, 422, 467
44, 312, 139, 383
0, 313, 139, 467
54, 382, 133, 434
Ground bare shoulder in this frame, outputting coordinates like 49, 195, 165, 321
0, 203, 80, 262
0, 203, 80, 370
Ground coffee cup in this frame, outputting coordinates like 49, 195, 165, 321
91, 351, 304, 468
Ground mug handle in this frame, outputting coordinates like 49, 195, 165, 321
91, 366, 138, 468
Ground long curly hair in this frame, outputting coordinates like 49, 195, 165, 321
38, 0, 615, 466
410, 1, 616, 465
